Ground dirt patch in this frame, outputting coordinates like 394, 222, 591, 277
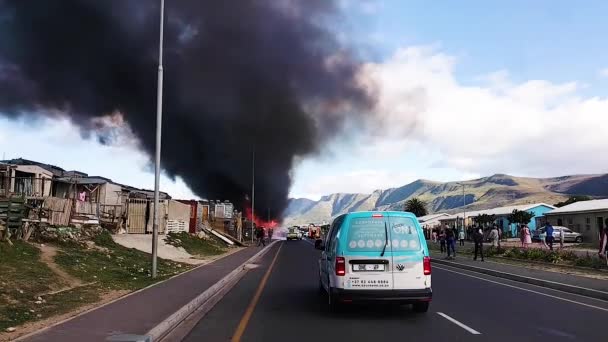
37, 244, 83, 291
0, 289, 129, 342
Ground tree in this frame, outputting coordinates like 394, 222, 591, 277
473, 214, 496, 228
555, 196, 592, 208
507, 209, 535, 227
404, 198, 428, 217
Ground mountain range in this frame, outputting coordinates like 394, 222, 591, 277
283, 173, 608, 225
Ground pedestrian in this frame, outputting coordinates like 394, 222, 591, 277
497, 226, 502, 248
522, 224, 532, 249
545, 222, 555, 251
599, 220, 608, 266
489, 226, 499, 248
446, 226, 456, 259
458, 229, 465, 246
432, 229, 438, 243
256, 226, 266, 247
439, 228, 446, 253
519, 225, 525, 248
598, 218, 608, 265
473, 227, 484, 261
268, 227, 274, 242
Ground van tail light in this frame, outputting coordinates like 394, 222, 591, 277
336, 257, 346, 276
423, 256, 431, 275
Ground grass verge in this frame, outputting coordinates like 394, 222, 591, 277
0, 241, 60, 331
164, 231, 226, 257
1, 231, 194, 334
54, 231, 193, 290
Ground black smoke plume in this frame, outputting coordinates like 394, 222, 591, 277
0, 0, 373, 217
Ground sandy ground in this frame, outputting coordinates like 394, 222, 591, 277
38, 244, 83, 290
112, 234, 207, 265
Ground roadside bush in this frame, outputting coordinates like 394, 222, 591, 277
493, 246, 606, 269
525, 248, 546, 261
544, 252, 562, 264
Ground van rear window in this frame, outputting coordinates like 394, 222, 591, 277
346, 216, 422, 252
346, 217, 387, 251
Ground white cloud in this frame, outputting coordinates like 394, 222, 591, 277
291, 45, 608, 200
360, 46, 608, 177
599, 68, 608, 77
292, 169, 416, 201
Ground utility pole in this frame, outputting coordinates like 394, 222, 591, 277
151, 0, 165, 279
462, 184, 466, 232
251, 146, 255, 243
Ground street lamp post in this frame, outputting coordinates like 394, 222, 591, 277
462, 183, 466, 232
251, 147, 255, 243
456, 183, 466, 235
151, 0, 165, 279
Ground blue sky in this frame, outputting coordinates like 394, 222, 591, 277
346, 0, 608, 89
2, 0, 608, 201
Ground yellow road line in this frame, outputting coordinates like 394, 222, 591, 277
231, 243, 283, 342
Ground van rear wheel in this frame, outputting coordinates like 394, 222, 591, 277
412, 302, 429, 313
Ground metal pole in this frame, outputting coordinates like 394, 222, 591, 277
151, 0, 165, 279
251, 147, 255, 243
462, 184, 466, 233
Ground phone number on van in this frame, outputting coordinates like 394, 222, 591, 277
346, 278, 391, 289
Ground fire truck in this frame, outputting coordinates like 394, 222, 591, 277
308, 224, 321, 239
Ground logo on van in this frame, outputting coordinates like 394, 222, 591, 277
396, 264, 405, 271
392, 224, 412, 235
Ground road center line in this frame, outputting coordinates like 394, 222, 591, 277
434, 265, 608, 312
437, 312, 481, 335
231, 243, 283, 342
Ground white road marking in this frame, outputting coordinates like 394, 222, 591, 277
437, 312, 481, 335
434, 265, 608, 313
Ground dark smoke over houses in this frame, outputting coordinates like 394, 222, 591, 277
0, 0, 373, 217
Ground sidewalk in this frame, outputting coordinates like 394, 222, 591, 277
21, 246, 267, 342
431, 251, 608, 300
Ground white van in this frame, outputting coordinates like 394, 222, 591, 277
317, 211, 432, 312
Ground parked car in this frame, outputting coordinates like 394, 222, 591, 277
532, 226, 583, 243
317, 211, 431, 313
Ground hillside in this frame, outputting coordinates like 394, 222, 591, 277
283, 173, 608, 226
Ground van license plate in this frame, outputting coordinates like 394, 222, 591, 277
353, 264, 385, 272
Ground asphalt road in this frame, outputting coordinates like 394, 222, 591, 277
184, 239, 608, 342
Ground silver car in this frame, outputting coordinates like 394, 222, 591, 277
532, 226, 583, 243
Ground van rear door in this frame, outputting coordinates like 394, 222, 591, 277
386, 215, 429, 290
342, 214, 393, 290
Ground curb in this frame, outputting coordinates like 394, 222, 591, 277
146, 241, 279, 341
432, 258, 608, 301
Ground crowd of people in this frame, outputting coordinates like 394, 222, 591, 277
430, 218, 608, 265
430, 223, 550, 261
254, 226, 273, 247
